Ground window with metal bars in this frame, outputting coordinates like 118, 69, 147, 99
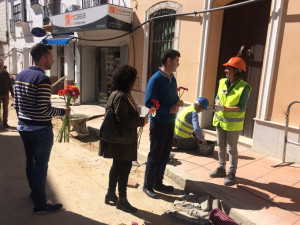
147, 9, 176, 80
13, 4, 22, 22
13, 2, 27, 22
10, 19, 15, 34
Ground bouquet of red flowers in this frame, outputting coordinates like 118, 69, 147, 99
57, 85, 80, 143
176, 86, 188, 99
137, 99, 159, 150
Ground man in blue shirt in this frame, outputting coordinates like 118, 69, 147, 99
174, 97, 209, 150
143, 49, 183, 198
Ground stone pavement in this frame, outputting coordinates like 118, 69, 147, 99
57, 98, 300, 225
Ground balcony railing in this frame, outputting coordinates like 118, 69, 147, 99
82, 0, 107, 9
43, 3, 65, 25
43, 3, 65, 17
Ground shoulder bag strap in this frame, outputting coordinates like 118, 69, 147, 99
109, 91, 120, 113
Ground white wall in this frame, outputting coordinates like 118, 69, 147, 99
0, 0, 7, 42
7, 0, 46, 74
81, 46, 96, 103
252, 119, 300, 163
50, 46, 58, 77
64, 43, 75, 81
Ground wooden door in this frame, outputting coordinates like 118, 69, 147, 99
216, 0, 272, 138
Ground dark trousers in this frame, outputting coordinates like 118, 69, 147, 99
108, 159, 132, 198
143, 122, 174, 190
0, 93, 9, 123
19, 127, 53, 205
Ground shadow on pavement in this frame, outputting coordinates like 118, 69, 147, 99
0, 133, 108, 225
185, 178, 300, 217
237, 177, 300, 213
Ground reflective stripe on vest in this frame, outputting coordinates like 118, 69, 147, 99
174, 105, 195, 138
214, 113, 245, 122
213, 78, 250, 131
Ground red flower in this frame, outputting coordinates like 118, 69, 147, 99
56, 85, 80, 143
176, 86, 188, 99
151, 99, 160, 110
58, 90, 65, 96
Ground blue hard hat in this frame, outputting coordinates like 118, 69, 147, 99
196, 97, 209, 110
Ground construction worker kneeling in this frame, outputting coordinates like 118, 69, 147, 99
174, 97, 209, 151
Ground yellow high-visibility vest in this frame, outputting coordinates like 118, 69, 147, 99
213, 78, 251, 131
174, 105, 195, 138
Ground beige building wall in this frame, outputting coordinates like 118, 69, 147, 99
268, 0, 300, 126
129, 0, 205, 104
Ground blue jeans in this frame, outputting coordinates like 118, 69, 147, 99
19, 126, 54, 205
144, 122, 174, 190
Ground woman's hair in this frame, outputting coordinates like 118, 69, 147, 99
111, 65, 137, 92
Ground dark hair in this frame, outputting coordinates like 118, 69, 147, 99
111, 65, 137, 93
228, 65, 244, 78
161, 49, 181, 65
30, 43, 53, 63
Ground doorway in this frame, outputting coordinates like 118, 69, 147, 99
97, 47, 120, 106
216, 0, 272, 138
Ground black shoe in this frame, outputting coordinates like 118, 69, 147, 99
33, 201, 63, 214
29, 193, 37, 204
209, 167, 226, 178
3, 123, 10, 128
105, 191, 118, 204
154, 184, 174, 193
224, 172, 236, 186
116, 197, 137, 213
143, 188, 157, 198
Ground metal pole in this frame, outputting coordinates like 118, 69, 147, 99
282, 100, 300, 162
51, 75, 68, 87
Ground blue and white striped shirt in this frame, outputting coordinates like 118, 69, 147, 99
14, 66, 65, 127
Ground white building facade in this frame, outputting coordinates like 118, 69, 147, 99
6, 0, 131, 100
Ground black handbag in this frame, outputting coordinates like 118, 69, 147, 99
99, 92, 136, 145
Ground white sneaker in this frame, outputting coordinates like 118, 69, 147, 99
169, 152, 175, 159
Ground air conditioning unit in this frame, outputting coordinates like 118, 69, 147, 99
65, 5, 81, 12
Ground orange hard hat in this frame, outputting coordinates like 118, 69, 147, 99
223, 57, 246, 71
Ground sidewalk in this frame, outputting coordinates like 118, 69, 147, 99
67, 101, 300, 225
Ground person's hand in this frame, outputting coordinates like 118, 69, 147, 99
177, 100, 184, 107
65, 107, 71, 116
215, 100, 222, 106
170, 104, 180, 114
144, 116, 149, 125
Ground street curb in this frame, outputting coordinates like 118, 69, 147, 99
137, 149, 254, 225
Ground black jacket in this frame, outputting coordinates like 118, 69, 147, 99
99, 91, 144, 161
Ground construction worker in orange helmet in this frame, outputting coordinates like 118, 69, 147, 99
209, 56, 251, 186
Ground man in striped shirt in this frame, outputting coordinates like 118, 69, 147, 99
14, 43, 70, 214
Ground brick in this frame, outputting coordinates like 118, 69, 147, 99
127, 180, 138, 188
